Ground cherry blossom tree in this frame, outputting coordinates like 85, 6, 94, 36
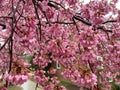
0, 0, 120, 90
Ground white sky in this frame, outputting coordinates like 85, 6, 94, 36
83, 0, 120, 9
116, 1, 120, 9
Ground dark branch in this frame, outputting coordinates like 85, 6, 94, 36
48, 21, 74, 24
36, 2, 51, 26
102, 20, 117, 24
0, 16, 12, 19
32, 0, 42, 41
73, 15, 92, 26
88, 60, 94, 73
97, 25, 113, 33
0, 23, 6, 29
0, 36, 10, 51
48, 0, 65, 10
73, 15, 113, 33
72, 17, 79, 32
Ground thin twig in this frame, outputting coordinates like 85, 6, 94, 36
36, 2, 51, 26
72, 17, 79, 32
35, 83, 38, 90
102, 20, 117, 24
48, 21, 74, 24
0, 36, 11, 51
32, 0, 42, 41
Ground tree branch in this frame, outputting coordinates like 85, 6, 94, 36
36, 2, 51, 26
102, 20, 117, 24
32, 0, 42, 41
0, 23, 6, 29
48, 0, 65, 10
73, 15, 92, 26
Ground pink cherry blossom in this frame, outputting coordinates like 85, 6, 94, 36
0, 0, 120, 90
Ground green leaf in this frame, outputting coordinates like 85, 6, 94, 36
59, 81, 71, 86
111, 82, 120, 90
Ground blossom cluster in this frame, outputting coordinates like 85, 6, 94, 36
0, 0, 120, 90
4, 73, 30, 85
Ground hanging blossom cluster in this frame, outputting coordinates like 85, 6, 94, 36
4, 73, 30, 85
0, 0, 120, 90
4, 61, 30, 85
61, 68, 97, 87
